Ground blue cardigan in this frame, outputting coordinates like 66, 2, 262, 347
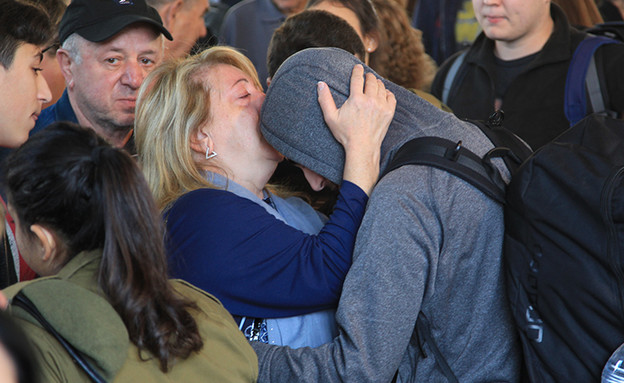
165, 178, 367, 319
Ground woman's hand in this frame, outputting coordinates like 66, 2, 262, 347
318, 64, 396, 195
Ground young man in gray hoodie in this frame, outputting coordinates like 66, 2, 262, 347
252, 47, 521, 382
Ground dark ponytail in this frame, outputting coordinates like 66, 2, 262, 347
6, 122, 203, 371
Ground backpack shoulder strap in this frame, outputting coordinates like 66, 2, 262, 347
441, 50, 468, 105
5, 277, 127, 383
12, 291, 107, 383
565, 35, 619, 126
469, 115, 533, 174
380, 135, 507, 204
585, 21, 624, 41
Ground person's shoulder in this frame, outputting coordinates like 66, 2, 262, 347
431, 46, 475, 96
597, 39, 624, 55
170, 279, 223, 308
12, 318, 87, 382
412, 89, 453, 112
566, 25, 590, 48
8, 279, 128, 338
32, 103, 58, 134
7, 279, 129, 381
374, 161, 498, 207
223, 0, 258, 17
166, 188, 270, 225
32, 92, 78, 135
220, 0, 258, 39
169, 280, 259, 382
170, 279, 258, 356
115, 281, 258, 382
370, 165, 433, 205
569, 29, 624, 70
165, 189, 231, 225
169, 188, 232, 210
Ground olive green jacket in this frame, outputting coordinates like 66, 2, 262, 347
3, 250, 258, 382
412, 89, 453, 113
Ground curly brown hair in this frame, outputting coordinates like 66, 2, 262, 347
369, 0, 437, 91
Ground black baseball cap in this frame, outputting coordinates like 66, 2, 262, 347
58, 0, 173, 45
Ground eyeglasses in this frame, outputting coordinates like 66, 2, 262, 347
42, 43, 60, 55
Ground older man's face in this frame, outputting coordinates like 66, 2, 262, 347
63, 24, 163, 132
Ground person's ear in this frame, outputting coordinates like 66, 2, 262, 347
189, 127, 214, 156
266, 76, 272, 88
30, 224, 57, 264
364, 34, 379, 54
159, 0, 184, 30
56, 49, 74, 88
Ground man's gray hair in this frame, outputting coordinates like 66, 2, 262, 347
61, 33, 85, 65
61, 32, 165, 65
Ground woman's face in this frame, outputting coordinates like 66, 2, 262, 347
310, 2, 365, 40
307, 1, 378, 63
203, 64, 282, 165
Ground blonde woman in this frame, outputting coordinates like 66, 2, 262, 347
135, 46, 395, 348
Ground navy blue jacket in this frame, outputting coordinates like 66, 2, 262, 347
165, 181, 367, 318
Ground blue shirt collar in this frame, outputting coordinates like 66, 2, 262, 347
31, 90, 78, 136
51, 90, 79, 124
205, 171, 286, 223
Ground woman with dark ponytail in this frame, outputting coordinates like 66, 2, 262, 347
2, 122, 258, 382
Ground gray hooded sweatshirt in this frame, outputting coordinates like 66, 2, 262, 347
253, 47, 520, 382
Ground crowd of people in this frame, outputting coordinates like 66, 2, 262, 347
0, 0, 622, 381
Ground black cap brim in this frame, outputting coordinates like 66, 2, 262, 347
73, 14, 173, 42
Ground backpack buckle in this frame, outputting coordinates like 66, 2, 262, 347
444, 141, 463, 161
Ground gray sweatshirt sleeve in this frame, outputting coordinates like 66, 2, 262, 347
253, 167, 442, 382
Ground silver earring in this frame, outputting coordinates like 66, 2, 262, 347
205, 147, 217, 160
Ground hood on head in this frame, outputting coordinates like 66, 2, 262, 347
261, 47, 452, 185
261, 48, 359, 185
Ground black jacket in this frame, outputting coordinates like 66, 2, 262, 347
432, 4, 624, 149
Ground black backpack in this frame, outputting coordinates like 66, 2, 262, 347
383, 113, 624, 382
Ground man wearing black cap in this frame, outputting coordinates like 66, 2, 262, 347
33, 0, 173, 151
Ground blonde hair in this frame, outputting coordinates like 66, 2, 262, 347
135, 46, 261, 210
